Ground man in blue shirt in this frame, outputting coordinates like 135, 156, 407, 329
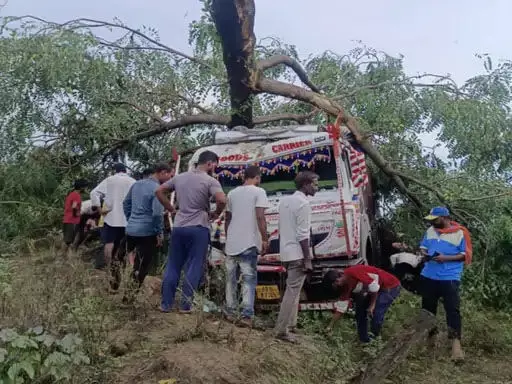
121, 163, 173, 297
419, 206, 472, 362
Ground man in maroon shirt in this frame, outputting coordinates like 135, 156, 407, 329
62, 179, 88, 254
323, 265, 401, 342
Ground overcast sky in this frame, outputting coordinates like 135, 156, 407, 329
3, 0, 510, 155
4, 0, 510, 84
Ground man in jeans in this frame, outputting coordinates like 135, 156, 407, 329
224, 165, 269, 327
121, 163, 173, 298
274, 171, 318, 343
420, 206, 472, 361
156, 150, 226, 313
322, 265, 401, 342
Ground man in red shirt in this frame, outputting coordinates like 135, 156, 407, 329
62, 179, 88, 254
323, 265, 401, 343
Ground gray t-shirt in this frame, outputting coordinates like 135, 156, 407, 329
164, 169, 223, 228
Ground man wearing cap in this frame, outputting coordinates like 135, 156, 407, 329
420, 206, 472, 361
91, 163, 136, 269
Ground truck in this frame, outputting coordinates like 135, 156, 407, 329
178, 124, 379, 311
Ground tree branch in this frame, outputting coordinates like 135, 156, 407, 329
100, 111, 317, 159
257, 76, 426, 210
257, 55, 321, 93
458, 191, 512, 202
5, 15, 212, 70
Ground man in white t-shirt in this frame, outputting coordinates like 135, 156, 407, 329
90, 163, 135, 269
224, 165, 269, 326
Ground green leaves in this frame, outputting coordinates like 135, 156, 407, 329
0, 327, 89, 383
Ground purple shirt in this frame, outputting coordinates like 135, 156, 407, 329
164, 169, 223, 228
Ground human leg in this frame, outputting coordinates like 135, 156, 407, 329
238, 247, 258, 319
224, 255, 239, 317
354, 294, 371, 343
132, 235, 157, 286
180, 226, 210, 311
274, 260, 306, 340
161, 227, 188, 311
370, 286, 401, 337
441, 280, 463, 360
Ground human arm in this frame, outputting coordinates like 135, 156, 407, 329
209, 179, 226, 219
326, 299, 351, 333
296, 203, 312, 270
90, 178, 107, 208
255, 188, 269, 254
71, 198, 80, 218
123, 185, 133, 221
152, 193, 165, 245
224, 193, 232, 235
433, 235, 467, 263
155, 179, 176, 215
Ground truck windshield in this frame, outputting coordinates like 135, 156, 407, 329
216, 145, 338, 195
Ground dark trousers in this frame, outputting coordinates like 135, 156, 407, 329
161, 226, 210, 311
421, 276, 462, 339
127, 235, 158, 287
355, 286, 401, 343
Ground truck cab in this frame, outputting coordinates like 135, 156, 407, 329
184, 124, 378, 311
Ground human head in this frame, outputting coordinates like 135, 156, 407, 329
113, 163, 127, 174
152, 163, 173, 184
425, 206, 450, 229
294, 171, 319, 196
73, 179, 88, 192
142, 167, 154, 179
244, 165, 261, 186
323, 269, 346, 290
197, 150, 219, 175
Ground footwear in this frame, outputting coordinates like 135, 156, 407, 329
238, 317, 253, 328
451, 339, 464, 361
178, 308, 192, 314
276, 333, 299, 344
160, 305, 172, 313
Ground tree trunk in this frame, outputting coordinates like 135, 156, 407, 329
352, 309, 437, 384
211, 0, 256, 128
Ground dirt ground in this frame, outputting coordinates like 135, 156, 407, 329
2, 247, 512, 384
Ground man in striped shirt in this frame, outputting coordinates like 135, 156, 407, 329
323, 265, 401, 343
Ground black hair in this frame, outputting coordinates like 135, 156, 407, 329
142, 167, 154, 177
295, 171, 319, 190
244, 165, 261, 180
197, 150, 219, 165
153, 162, 173, 173
322, 269, 344, 299
114, 163, 127, 173
73, 179, 88, 190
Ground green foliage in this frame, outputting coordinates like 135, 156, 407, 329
0, 327, 89, 383
0, 9, 512, 309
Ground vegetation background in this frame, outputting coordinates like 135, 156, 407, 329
1, 0, 512, 382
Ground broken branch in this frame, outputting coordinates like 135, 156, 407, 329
257, 55, 322, 93
258, 76, 426, 209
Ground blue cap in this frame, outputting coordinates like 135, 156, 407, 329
424, 206, 450, 220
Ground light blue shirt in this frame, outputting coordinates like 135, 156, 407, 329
419, 226, 466, 281
123, 177, 164, 237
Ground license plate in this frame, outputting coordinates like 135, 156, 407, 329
256, 285, 280, 300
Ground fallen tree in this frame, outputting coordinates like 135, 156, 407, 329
351, 309, 437, 384
3, 0, 512, 309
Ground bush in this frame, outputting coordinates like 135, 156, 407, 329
0, 327, 90, 383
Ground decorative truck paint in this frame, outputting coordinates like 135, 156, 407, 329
186, 125, 377, 311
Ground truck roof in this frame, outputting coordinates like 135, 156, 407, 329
189, 125, 351, 168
